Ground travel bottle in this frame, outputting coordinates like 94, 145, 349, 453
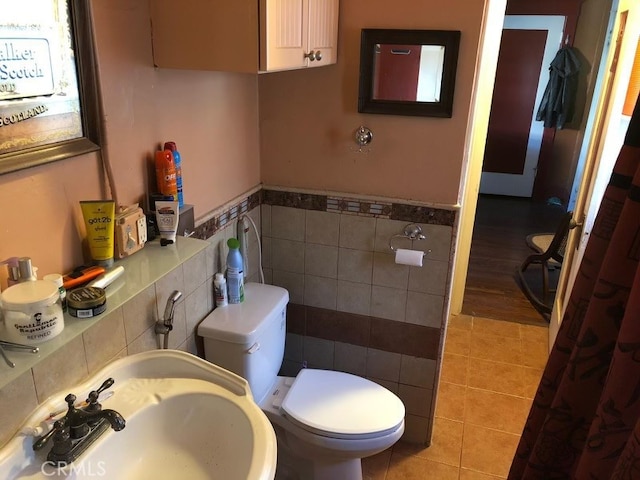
214, 273, 228, 307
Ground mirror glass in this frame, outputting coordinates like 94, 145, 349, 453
373, 44, 445, 102
358, 29, 461, 117
0, 0, 100, 175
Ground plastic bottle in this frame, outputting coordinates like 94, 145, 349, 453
154, 149, 177, 200
214, 273, 228, 307
163, 141, 184, 209
226, 238, 244, 304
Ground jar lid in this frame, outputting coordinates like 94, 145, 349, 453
0, 280, 59, 309
67, 286, 106, 309
43, 273, 63, 288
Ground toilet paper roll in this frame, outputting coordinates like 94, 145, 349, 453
394, 248, 424, 267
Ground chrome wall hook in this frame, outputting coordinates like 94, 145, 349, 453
354, 126, 373, 153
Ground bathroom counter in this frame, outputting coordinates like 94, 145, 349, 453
0, 236, 209, 390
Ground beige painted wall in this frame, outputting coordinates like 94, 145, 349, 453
0, 0, 260, 278
259, 0, 485, 206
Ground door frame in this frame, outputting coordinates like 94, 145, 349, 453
549, 0, 639, 347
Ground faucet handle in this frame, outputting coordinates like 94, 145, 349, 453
85, 378, 114, 404
85, 377, 115, 414
33, 418, 67, 451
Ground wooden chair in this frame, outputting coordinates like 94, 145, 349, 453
517, 211, 574, 317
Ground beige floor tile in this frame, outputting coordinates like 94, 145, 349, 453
469, 332, 523, 365
467, 358, 525, 396
362, 448, 392, 480
461, 424, 520, 478
521, 337, 549, 369
394, 417, 463, 467
387, 452, 459, 480
520, 323, 549, 344
459, 468, 506, 479
444, 327, 471, 355
464, 388, 530, 435
440, 353, 468, 386
449, 314, 473, 331
473, 316, 521, 339
435, 382, 466, 421
522, 367, 544, 399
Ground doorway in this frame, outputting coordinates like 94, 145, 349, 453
462, 14, 571, 325
452, 0, 618, 330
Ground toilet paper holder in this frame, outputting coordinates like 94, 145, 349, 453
389, 224, 428, 255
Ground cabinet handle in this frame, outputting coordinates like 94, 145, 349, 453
304, 50, 323, 62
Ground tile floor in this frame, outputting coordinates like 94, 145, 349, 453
362, 314, 549, 479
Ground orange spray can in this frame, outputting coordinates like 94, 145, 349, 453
154, 149, 178, 200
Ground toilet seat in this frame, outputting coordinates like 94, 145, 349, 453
280, 369, 405, 440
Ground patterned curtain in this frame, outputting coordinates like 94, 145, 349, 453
508, 97, 640, 479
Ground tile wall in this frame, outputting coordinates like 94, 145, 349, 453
0, 186, 456, 447
260, 189, 457, 444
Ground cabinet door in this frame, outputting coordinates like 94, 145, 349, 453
307, 0, 339, 68
261, 0, 308, 71
261, 0, 339, 72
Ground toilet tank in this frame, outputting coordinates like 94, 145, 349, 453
197, 283, 289, 404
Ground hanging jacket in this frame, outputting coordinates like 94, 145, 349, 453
536, 46, 581, 129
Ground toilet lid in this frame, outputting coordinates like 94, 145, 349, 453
281, 369, 405, 438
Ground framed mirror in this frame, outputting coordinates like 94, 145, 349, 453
0, 0, 100, 175
358, 29, 461, 118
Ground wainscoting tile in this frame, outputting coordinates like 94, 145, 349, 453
305, 210, 340, 246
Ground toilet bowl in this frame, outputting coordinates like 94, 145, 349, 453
197, 283, 405, 480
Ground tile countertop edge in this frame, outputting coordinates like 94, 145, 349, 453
0, 236, 209, 391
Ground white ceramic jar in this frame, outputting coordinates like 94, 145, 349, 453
0, 280, 64, 344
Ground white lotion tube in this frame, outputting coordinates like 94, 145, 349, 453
155, 201, 180, 246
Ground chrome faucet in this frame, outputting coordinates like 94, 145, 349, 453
33, 378, 125, 465
155, 290, 183, 348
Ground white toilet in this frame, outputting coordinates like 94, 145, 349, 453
197, 283, 405, 480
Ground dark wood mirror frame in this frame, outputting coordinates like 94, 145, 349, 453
0, 0, 100, 175
358, 29, 461, 118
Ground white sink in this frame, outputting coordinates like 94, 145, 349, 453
0, 350, 277, 480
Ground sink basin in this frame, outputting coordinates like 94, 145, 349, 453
0, 350, 277, 480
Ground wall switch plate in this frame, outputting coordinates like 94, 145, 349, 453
115, 205, 147, 259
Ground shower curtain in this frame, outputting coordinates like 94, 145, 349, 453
508, 97, 640, 479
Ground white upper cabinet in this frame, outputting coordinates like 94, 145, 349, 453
260, 0, 339, 71
149, 0, 339, 73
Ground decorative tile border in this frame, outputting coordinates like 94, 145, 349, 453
194, 187, 457, 240
264, 189, 456, 226
193, 190, 261, 240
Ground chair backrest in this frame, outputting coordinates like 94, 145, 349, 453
549, 211, 574, 263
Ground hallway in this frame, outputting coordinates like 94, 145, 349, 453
461, 195, 566, 325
